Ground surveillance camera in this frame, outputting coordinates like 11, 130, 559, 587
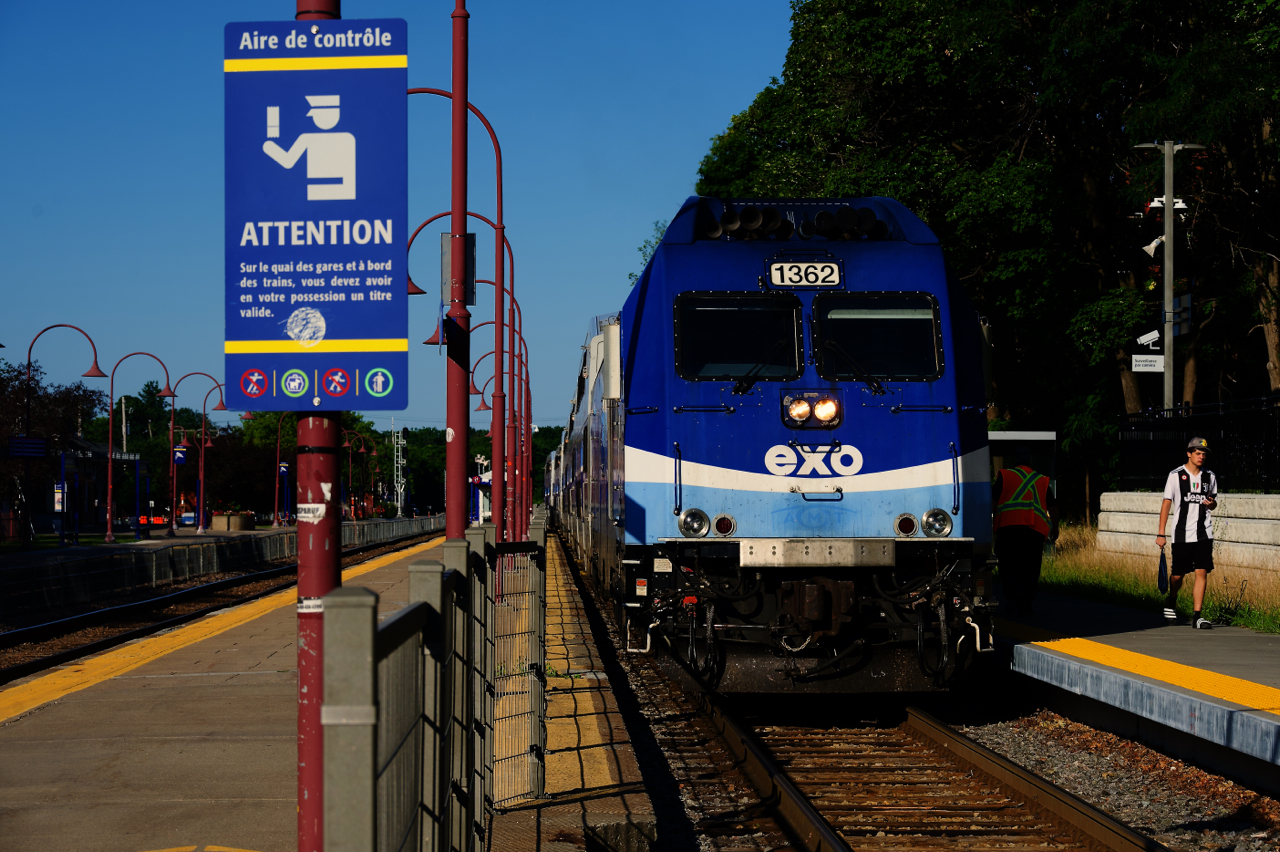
1136, 330, 1159, 346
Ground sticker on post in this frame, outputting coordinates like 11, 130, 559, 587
298, 503, 326, 523
297, 597, 324, 614
635, 579, 648, 597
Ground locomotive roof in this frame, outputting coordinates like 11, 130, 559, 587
663, 196, 939, 247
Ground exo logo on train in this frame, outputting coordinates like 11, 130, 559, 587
764, 444, 864, 477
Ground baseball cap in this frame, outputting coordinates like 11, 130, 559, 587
1187, 437, 1211, 452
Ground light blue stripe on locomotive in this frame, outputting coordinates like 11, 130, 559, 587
622, 445, 992, 544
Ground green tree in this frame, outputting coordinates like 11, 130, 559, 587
694, 0, 1280, 511
628, 220, 669, 285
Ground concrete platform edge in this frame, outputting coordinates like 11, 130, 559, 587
1013, 643, 1280, 776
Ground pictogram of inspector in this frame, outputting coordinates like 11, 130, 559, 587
262, 95, 356, 200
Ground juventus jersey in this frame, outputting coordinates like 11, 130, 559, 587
1162, 466, 1218, 543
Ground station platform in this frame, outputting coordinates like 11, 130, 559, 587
0, 538, 444, 852
0, 530, 653, 852
995, 591, 1280, 794
486, 536, 654, 852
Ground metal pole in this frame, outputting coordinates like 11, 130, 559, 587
296, 414, 341, 852
169, 398, 178, 537
291, 12, 342, 851
1163, 140, 1175, 411
134, 456, 141, 541
492, 219, 506, 544
446, 0, 471, 541
275, 413, 286, 528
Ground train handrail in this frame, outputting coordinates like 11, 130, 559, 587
949, 441, 960, 514
672, 441, 682, 515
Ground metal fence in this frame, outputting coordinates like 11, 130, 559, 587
1119, 395, 1280, 492
0, 516, 445, 620
488, 540, 546, 808
323, 516, 547, 852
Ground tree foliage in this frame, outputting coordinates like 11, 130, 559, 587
0, 358, 107, 510
695, 0, 1280, 510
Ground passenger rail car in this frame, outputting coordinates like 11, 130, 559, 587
551, 197, 995, 692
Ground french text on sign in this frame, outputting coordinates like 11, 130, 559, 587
224, 18, 408, 412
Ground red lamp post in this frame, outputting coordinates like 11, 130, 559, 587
169, 372, 222, 538
272, 413, 293, 528
340, 429, 378, 519
412, 210, 518, 537
105, 353, 175, 544
408, 75, 506, 540
25, 324, 107, 546
196, 383, 225, 534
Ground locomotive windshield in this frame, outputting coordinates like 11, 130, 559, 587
674, 293, 803, 381
813, 292, 942, 381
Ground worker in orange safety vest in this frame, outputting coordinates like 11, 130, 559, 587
993, 449, 1058, 617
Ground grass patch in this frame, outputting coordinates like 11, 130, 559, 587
1031, 523, 1280, 634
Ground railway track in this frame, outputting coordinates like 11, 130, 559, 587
565, 535, 1166, 852
0, 530, 444, 685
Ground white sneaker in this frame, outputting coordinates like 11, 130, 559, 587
1193, 617, 1214, 630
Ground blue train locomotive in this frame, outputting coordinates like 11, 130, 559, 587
548, 197, 996, 692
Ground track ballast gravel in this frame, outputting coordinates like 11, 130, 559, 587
960, 710, 1280, 852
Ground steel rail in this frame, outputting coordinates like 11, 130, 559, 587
697, 688, 855, 852
0, 531, 445, 685
904, 707, 1169, 852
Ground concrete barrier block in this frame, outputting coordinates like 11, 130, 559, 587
1100, 493, 1165, 514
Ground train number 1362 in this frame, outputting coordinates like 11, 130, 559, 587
768, 262, 841, 287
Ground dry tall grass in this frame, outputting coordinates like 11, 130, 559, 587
1040, 523, 1280, 631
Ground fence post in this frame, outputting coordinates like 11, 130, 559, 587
409, 559, 448, 852
463, 526, 489, 845
441, 538, 471, 852
529, 518, 545, 549
322, 586, 379, 852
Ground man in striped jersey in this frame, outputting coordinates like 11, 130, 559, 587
1156, 437, 1218, 629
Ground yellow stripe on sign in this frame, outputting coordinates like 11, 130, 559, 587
995, 619, 1280, 715
0, 537, 442, 723
224, 339, 409, 354
224, 55, 407, 72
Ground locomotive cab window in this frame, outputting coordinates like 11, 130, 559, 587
674, 293, 803, 381
813, 292, 943, 381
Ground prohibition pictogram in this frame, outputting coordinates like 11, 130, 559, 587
241, 368, 268, 398
323, 368, 350, 397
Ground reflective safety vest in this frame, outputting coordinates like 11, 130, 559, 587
995, 465, 1051, 536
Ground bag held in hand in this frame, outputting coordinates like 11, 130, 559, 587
1158, 546, 1169, 594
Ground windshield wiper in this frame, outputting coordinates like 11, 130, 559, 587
732, 339, 787, 395
823, 339, 888, 395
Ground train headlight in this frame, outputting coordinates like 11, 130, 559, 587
713, 514, 737, 537
894, 513, 918, 537
787, 398, 812, 422
812, 397, 839, 423
679, 508, 711, 538
921, 508, 953, 537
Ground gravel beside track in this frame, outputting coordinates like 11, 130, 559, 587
960, 712, 1280, 852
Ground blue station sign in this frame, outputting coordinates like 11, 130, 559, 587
224, 19, 408, 411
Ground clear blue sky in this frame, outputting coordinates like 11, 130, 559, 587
1, 1, 792, 434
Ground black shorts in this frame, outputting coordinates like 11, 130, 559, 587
1171, 539, 1215, 575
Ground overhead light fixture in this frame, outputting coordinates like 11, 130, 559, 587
1143, 236, 1165, 257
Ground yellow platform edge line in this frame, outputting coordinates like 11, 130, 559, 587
1032, 636, 1280, 714
224, 55, 407, 72
0, 537, 442, 723
224, 339, 409, 354
996, 615, 1280, 715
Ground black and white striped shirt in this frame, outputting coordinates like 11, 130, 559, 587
1162, 466, 1218, 543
